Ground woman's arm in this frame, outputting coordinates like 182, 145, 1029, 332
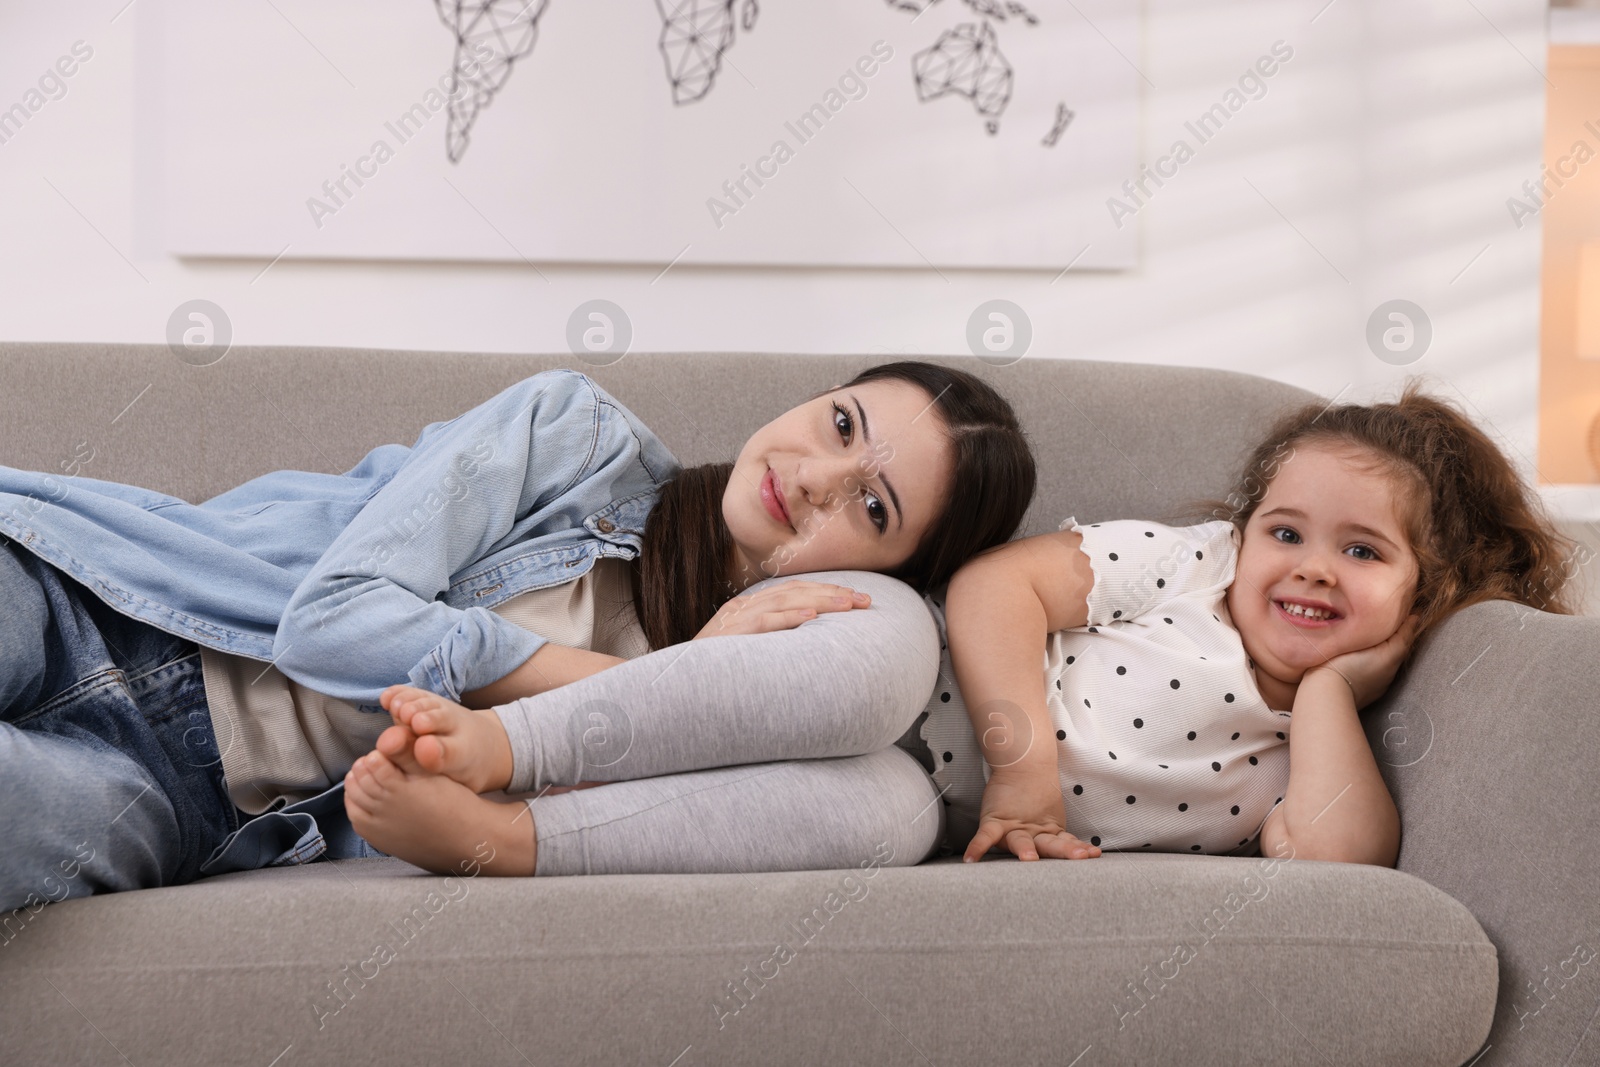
461, 644, 625, 708
270, 369, 673, 708
460, 578, 878, 708
487, 568, 940, 793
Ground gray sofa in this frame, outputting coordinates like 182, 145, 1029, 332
0, 344, 1594, 1067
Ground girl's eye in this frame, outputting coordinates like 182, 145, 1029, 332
865, 492, 888, 534
1346, 544, 1380, 561
1269, 526, 1300, 544
833, 403, 853, 444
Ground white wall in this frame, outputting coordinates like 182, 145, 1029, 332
0, 0, 1549, 471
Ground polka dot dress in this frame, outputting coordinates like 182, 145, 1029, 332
915, 519, 1290, 858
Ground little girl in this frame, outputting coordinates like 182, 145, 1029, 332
345, 385, 1575, 873
921, 383, 1575, 867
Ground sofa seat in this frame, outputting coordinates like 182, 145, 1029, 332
0, 850, 1495, 1066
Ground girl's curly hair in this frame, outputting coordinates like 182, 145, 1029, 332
1212, 382, 1578, 632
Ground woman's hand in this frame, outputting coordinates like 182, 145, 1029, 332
1312, 614, 1422, 708
964, 761, 1101, 862
693, 580, 871, 640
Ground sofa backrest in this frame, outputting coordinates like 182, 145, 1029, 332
0, 345, 1317, 539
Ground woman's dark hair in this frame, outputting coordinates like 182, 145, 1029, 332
630, 361, 1036, 650
1210, 381, 1576, 633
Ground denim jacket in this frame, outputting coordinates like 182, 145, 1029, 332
0, 368, 681, 712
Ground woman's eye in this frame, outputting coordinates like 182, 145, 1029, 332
1270, 526, 1300, 544
1347, 544, 1379, 561
833, 403, 853, 444
865, 492, 887, 533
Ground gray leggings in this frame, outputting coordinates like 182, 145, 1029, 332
492, 570, 950, 876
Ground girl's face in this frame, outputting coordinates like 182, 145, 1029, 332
1227, 443, 1420, 698
724, 379, 955, 587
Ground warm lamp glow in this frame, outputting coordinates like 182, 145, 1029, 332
1580, 244, 1600, 360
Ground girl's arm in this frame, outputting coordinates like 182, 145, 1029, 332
943, 530, 1099, 861
1257, 618, 1418, 866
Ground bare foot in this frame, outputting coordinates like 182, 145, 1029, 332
344, 749, 536, 876
374, 684, 514, 794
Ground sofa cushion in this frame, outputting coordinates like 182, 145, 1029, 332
0, 851, 1494, 1066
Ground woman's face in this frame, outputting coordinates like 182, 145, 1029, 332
725, 379, 955, 586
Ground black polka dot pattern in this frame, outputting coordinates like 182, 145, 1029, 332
922, 518, 1269, 866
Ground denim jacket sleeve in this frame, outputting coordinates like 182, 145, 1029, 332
270, 369, 661, 707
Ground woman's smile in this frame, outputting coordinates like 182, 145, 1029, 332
761, 467, 793, 528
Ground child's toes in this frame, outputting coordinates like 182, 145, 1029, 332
375, 723, 414, 757
364, 750, 408, 789
344, 774, 373, 815
413, 733, 446, 774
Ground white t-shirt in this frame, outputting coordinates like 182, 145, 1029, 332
913, 518, 1291, 858
203, 557, 647, 814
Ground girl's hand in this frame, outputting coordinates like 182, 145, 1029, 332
964, 762, 1102, 862
693, 580, 871, 640
1313, 614, 1422, 708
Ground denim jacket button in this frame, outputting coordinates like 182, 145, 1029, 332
596, 518, 616, 534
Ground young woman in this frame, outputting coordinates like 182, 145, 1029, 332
0, 361, 1035, 911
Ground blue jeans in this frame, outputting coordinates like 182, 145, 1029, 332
0, 537, 375, 917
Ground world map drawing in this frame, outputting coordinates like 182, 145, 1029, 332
431, 0, 1067, 161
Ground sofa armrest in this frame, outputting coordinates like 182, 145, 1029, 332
1364, 599, 1600, 1067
